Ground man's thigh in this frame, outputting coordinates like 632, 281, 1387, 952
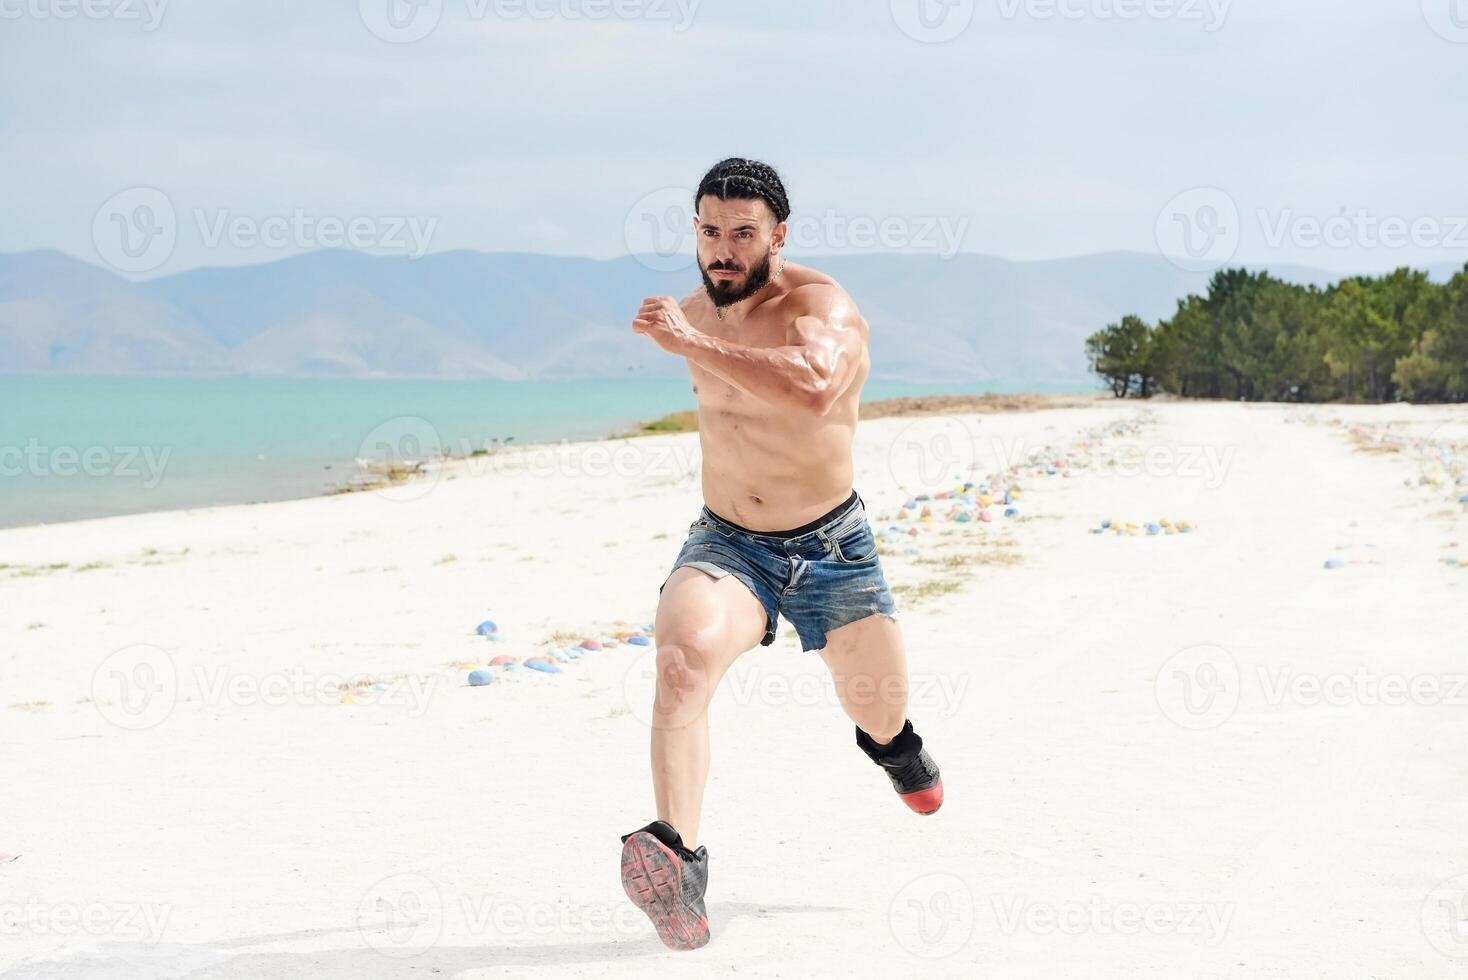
655, 564, 772, 676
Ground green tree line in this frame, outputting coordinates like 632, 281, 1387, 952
1086, 264, 1468, 402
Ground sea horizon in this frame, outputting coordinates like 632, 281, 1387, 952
0, 375, 1097, 529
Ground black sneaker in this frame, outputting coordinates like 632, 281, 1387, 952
619, 819, 710, 951
856, 719, 944, 815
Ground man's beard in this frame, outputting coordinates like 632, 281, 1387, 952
700, 253, 773, 310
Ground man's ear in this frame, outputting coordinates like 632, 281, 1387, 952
771, 220, 788, 252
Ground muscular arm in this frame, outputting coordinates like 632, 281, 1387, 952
677, 286, 864, 416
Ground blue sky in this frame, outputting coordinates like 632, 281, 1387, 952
2, 0, 1465, 277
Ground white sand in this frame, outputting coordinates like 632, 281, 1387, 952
2, 400, 1467, 979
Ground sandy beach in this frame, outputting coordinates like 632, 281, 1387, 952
3, 398, 1467, 979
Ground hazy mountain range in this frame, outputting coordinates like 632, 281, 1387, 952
1, 249, 1462, 384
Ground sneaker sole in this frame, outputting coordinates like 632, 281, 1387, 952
620, 832, 710, 951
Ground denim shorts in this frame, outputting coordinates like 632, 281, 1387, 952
659, 492, 899, 652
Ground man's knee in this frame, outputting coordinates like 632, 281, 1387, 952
652, 641, 719, 723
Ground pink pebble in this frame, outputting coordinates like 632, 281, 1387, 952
490, 655, 516, 666
579, 638, 602, 650
908, 527, 919, 536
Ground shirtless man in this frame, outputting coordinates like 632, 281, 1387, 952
619, 158, 943, 951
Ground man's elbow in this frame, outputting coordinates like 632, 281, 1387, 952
804, 382, 840, 416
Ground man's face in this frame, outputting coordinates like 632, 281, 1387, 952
694, 196, 784, 308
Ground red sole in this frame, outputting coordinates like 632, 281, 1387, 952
620, 832, 710, 951
901, 776, 944, 815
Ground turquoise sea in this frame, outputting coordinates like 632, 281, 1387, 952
0, 376, 1093, 528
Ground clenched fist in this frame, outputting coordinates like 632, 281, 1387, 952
632, 296, 699, 355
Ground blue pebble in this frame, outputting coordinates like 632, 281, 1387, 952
1146, 523, 1161, 535
526, 659, 561, 674
1459, 493, 1468, 503
502, 662, 522, 671
1004, 506, 1019, 517
628, 635, 651, 646
475, 620, 498, 636
467, 669, 494, 686
1101, 519, 1112, 529
1323, 559, 1345, 569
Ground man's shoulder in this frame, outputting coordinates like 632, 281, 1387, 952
779, 277, 859, 322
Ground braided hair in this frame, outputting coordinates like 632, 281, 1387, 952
694, 158, 791, 224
